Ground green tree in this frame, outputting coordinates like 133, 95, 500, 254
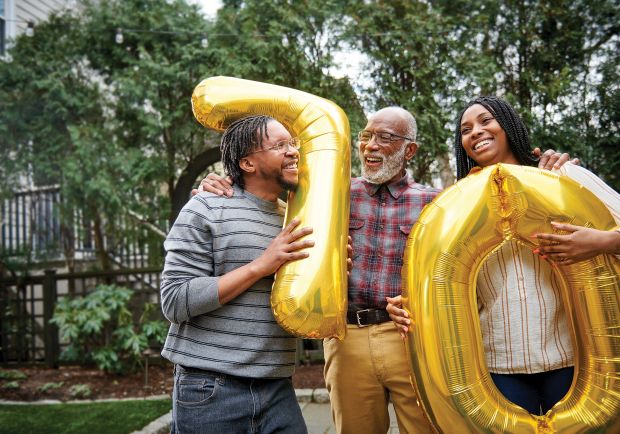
439, 0, 619, 188
0, 1, 216, 270
341, 0, 460, 186
1, 0, 364, 270
212, 0, 366, 160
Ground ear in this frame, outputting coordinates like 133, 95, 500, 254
239, 157, 256, 174
404, 142, 418, 161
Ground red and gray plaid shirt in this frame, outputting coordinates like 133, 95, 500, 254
348, 173, 441, 313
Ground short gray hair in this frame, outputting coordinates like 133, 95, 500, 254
381, 106, 417, 143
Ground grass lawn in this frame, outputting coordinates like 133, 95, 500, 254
0, 399, 171, 434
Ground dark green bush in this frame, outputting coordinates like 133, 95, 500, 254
0, 369, 27, 380
51, 284, 168, 374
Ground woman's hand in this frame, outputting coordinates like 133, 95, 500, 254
534, 222, 620, 265
386, 295, 410, 340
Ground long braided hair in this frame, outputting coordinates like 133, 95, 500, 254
220, 115, 274, 188
454, 96, 538, 180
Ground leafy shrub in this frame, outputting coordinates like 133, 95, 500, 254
51, 284, 168, 374
0, 370, 27, 381
38, 382, 64, 393
2, 381, 20, 389
69, 384, 92, 398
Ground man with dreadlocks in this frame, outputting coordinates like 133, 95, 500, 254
160, 115, 313, 434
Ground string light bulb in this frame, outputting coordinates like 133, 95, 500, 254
115, 28, 124, 44
26, 21, 35, 37
201, 37, 209, 48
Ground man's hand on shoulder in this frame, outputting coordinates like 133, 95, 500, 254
191, 173, 235, 197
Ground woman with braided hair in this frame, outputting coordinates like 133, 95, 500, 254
389, 96, 619, 415
455, 96, 619, 414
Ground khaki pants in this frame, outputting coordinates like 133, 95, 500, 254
324, 322, 432, 434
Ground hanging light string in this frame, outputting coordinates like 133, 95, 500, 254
114, 27, 211, 46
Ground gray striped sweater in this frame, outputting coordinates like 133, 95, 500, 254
160, 185, 297, 378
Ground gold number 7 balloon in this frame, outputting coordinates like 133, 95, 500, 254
192, 76, 350, 340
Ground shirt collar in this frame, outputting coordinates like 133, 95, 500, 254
361, 171, 412, 199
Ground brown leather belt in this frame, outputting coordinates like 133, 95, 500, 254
347, 308, 391, 327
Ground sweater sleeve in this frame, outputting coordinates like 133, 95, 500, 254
160, 196, 221, 324
556, 163, 620, 259
556, 163, 620, 224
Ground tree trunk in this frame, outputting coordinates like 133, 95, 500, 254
169, 147, 222, 225
437, 152, 455, 189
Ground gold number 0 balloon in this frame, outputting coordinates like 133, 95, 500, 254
403, 164, 620, 433
192, 76, 350, 339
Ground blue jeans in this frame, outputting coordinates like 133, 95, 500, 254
171, 365, 307, 434
491, 367, 574, 415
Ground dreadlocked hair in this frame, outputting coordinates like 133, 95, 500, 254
454, 96, 538, 180
220, 115, 274, 189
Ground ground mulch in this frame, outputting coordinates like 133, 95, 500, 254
0, 361, 326, 402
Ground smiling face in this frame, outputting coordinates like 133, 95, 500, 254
359, 108, 418, 184
243, 120, 299, 197
459, 104, 518, 167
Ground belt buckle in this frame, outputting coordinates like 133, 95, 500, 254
356, 308, 372, 328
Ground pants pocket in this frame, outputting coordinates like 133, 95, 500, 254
176, 372, 220, 407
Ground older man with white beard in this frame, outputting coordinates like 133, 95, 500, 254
323, 106, 439, 434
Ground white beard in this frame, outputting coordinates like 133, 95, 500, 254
361, 143, 408, 184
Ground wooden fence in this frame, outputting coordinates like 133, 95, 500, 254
0, 267, 161, 367
0, 267, 324, 368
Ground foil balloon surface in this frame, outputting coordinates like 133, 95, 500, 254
192, 76, 350, 339
403, 164, 620, 433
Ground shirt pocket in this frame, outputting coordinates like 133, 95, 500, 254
349, 219, 365, 260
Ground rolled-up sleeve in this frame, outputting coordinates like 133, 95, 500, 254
160, 198, 221, 324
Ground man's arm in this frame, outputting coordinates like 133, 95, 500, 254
386, 295, 410, 340
161, 196, 313, 324
192, 173, 235, 197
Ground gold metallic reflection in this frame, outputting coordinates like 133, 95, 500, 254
403, 164, 620, 433
192, 76, 349, 339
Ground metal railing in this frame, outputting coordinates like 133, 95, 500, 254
1, 186, 167, 269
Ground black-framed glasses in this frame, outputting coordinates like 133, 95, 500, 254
248, 137, 301, 154
358, 130, 413, 145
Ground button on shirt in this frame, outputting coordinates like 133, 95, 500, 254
348, 174, 441, 312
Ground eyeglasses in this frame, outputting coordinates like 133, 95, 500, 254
358, 130, 413, 145
248, 137, 301, 154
